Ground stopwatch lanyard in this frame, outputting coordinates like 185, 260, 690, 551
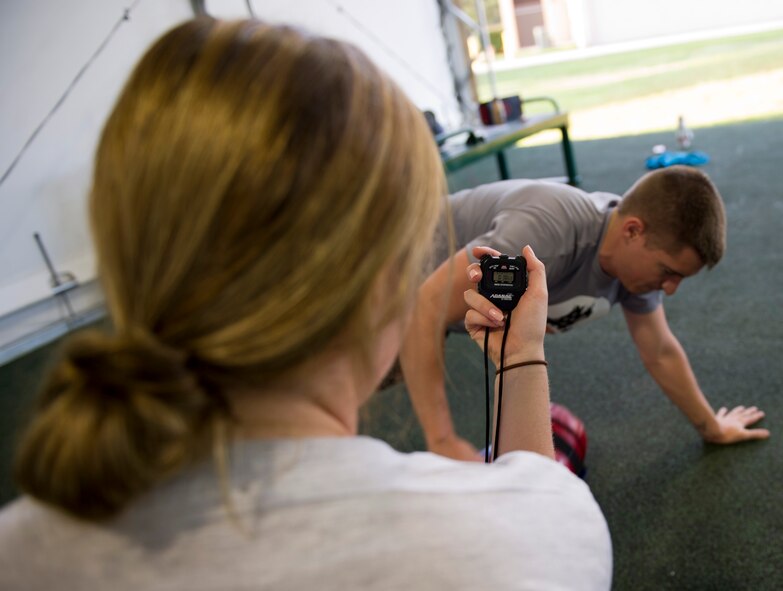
484, 309, 513, 463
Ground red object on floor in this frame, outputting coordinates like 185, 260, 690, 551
550, 402, 588, 478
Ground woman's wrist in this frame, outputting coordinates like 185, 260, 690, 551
501, 347, 545, 367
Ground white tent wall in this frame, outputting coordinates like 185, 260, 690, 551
0, 1, 461, 363
0, 0, 195, 363
234, 0, 463, 128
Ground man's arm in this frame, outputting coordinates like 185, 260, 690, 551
623, 306, 770, 444
400, 248, 484, 460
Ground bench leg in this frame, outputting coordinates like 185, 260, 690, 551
496, 151, 510, 180
560, 126, 580, 187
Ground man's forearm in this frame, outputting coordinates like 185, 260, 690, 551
643, 339, 719, 438
399, 308, 456, 445
402, 248, 477, 452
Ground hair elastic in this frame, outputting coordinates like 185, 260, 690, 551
499, 360, 548, 373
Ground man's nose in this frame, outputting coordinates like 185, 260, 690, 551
662, 277, 682, 295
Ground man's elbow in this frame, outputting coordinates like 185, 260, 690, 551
636, 336, 680, 370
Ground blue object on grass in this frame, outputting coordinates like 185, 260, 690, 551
645, 150, 710, 169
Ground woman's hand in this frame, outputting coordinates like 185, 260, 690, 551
463, 245, 548, 367
428, 433, 481, 462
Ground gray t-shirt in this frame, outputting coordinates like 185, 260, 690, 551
441, 180, 662, 332
0, 437, 612, 590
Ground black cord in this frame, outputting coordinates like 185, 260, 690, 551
0, 1, 142, 189
324, 0, 453, 107
492, 309, 513, 462
484, 327, 490, 463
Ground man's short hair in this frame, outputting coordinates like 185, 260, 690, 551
620, 166, 726, 268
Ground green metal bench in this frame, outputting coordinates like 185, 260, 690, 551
438, 97, 580, 186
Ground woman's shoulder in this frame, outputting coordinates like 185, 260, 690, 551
368, 445, 613, 589
0, 496, 54, 539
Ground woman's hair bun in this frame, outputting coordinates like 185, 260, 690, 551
14, 329, 227, 521
62, 330, 194, 400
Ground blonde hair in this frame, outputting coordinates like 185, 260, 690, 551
620, 165, 726, 268
15, 18, 445, 520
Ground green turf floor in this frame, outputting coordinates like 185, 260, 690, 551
2, 117, 782, 589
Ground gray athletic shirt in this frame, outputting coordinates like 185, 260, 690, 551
442, 180, 662, 332
0, 437, 612, 590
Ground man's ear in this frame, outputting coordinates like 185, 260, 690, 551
621, 216, 645, 241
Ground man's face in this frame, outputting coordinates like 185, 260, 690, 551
618, 235, 703, 296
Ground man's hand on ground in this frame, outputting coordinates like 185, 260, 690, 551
703, 405, 770, 444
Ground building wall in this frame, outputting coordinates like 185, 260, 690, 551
514, 0, 545, 48
541, 0, 572, 47
0, 0, 459, 360
577, 0, 783, 46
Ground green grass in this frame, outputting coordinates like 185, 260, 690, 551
476, 29, 783, 116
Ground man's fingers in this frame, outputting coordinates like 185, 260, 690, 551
726, 405, 765, 426
714, 404, 770, 442
741, 409, 765, 427
742, 428, 771, 440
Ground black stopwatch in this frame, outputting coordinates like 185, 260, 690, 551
477, 254, 527, 312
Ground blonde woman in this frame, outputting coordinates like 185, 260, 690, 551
0, 18, 611, 590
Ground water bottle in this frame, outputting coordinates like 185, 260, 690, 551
675, 116, 693, 151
